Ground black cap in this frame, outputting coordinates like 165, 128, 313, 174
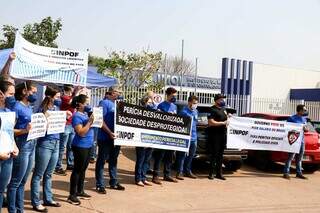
214, 94, 226, 102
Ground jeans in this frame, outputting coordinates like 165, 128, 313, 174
56, 125, 74, 170
135, 147, 153, 182
176, 141, 197, 174
69, 146, 91, 196
153, 149, 174, 178
95, 140, 121, 187
0, 158, 13, 209
31, 139, 59, 207
90, 141, 97, 159
7, 139, 36, 213
284, 143, 305, 175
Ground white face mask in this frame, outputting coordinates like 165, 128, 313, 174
191, 104, 198, 110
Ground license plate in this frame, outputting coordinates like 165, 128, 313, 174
303, 155, 311, 161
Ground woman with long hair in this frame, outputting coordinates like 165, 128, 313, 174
7, 81, 38, 213
30, 86, 62, 212
67, 94, 94, 205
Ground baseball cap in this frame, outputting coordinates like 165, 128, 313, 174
214, 94, 226, 102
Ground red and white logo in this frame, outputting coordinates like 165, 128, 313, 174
287, 130, 300, 145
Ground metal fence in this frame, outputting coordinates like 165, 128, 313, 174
90, 87, 320, 121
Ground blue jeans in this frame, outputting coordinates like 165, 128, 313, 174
90, 141, 97, 159
95, 140, 121, 187
176, 141, 197, 174
0, 158, 13, 209
135, 147, 153, 182
31, 139, 59, 207
7, 139, 36, 213
56, 125, 74, 170
284, 143, 305, 175
153, 149, 173, 178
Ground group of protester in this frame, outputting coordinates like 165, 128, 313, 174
0, 52, 309, 213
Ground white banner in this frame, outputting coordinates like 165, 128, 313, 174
47, 111, 67, 135
91, 107, 103, 128
11, 33, 88, 86
227, 116, 304, 153
27, 113, 47, 141
114, 102, 192, 152
0, 112, 16, 153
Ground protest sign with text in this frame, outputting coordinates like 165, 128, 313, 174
27, 113, 47, 141
0, 112, 16, 153
91, 107, 103, 128
47, 111, 67, 135
227, 116, 304, 153
114, 102, 192, 152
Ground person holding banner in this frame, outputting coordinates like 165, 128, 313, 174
7, 81, 38, 213
95, 87, 125, 194
0, 79, 19, 210
134, 95, 155, 187
283, 105, 309, 180
30, 86, 62, 212
175, 95, 199, 180
152, 87, 178, 184
207, 94, 228, 180
0, 52, 16, 86
68, 94, 94, 205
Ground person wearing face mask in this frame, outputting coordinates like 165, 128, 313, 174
134, 95, 155, 187
283, 105, 309, 180
30, 86, 62, 212
67, 95, 94, 205
95, 86, 125, 194
0, 79, 19, 210
7, 81, 38, 213
152, 87, 178, 184
207, 94, 228, 180
175, 96, 199, 180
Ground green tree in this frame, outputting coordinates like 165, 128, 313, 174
0, 16, 62, 49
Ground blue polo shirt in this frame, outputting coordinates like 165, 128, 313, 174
157, 101, 177, 114
287, 114, 307, 144
38, 106, 60, 142
72, 111, 94, 148
13, 102, 33, 141
97, 98, 115, 141
179, 106, 198, 142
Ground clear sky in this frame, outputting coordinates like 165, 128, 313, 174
1, 0, 320, 78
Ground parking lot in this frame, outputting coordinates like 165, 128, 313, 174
3, 147, 320, 213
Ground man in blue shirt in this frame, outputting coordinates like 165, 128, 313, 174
152, 87, 178, 184
283, 104, 308, 180
175, 96, 199, 180
95, 87, 125, 194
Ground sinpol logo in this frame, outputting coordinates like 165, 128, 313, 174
117, 131, 135, 140
51, 50, 79, 57
230, 129, 248, 136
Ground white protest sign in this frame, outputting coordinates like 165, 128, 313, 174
91, 107, 103, 128
47, 111, 67, 135
0, 112, 16, 153
11, 33, 89, 86
27, 113, 47, 141
227, 116, 304, 153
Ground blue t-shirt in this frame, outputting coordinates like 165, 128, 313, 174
179, 106, 198, 142
287, 114, 307, 143
157, 101, 177, 114
72, 111, 94, 148
13, 102, 33, 141
97, 98, 115, 141
38, 106, 60, 142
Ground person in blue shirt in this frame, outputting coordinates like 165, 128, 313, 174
0, 79, 19, 210
95, 87, 125, 194
30, 86, 62, 212
67, 94, 94, 205
283, 104, 309, 180
134, 94, 156, 187
7, 81, 38, 213
175, 96, 199, 180
152, 87, 178, 184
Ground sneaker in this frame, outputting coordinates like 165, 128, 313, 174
136, 181, 144, 187
43, 201, 61, 207
208, 174, 214, 180
89, 158, 96, 164
163, 176, 178, 183
67, 195, 81, 205
96, 187, 107, 194
32, 204, 48, 212
143, 180, 152, 186
296, 174, 308, 180
152, 176, 162, 185
54, 168, 67, 176
283, 174, 291, 180
185, 172, 197, 179
77, 191, 92, 200
110, 183, 125, 191
215, 175, 226, 180
176, 173, 184, 180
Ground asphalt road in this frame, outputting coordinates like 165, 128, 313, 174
2, 147, 320, 213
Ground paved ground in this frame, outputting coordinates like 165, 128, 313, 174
3, 147, 320, 213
